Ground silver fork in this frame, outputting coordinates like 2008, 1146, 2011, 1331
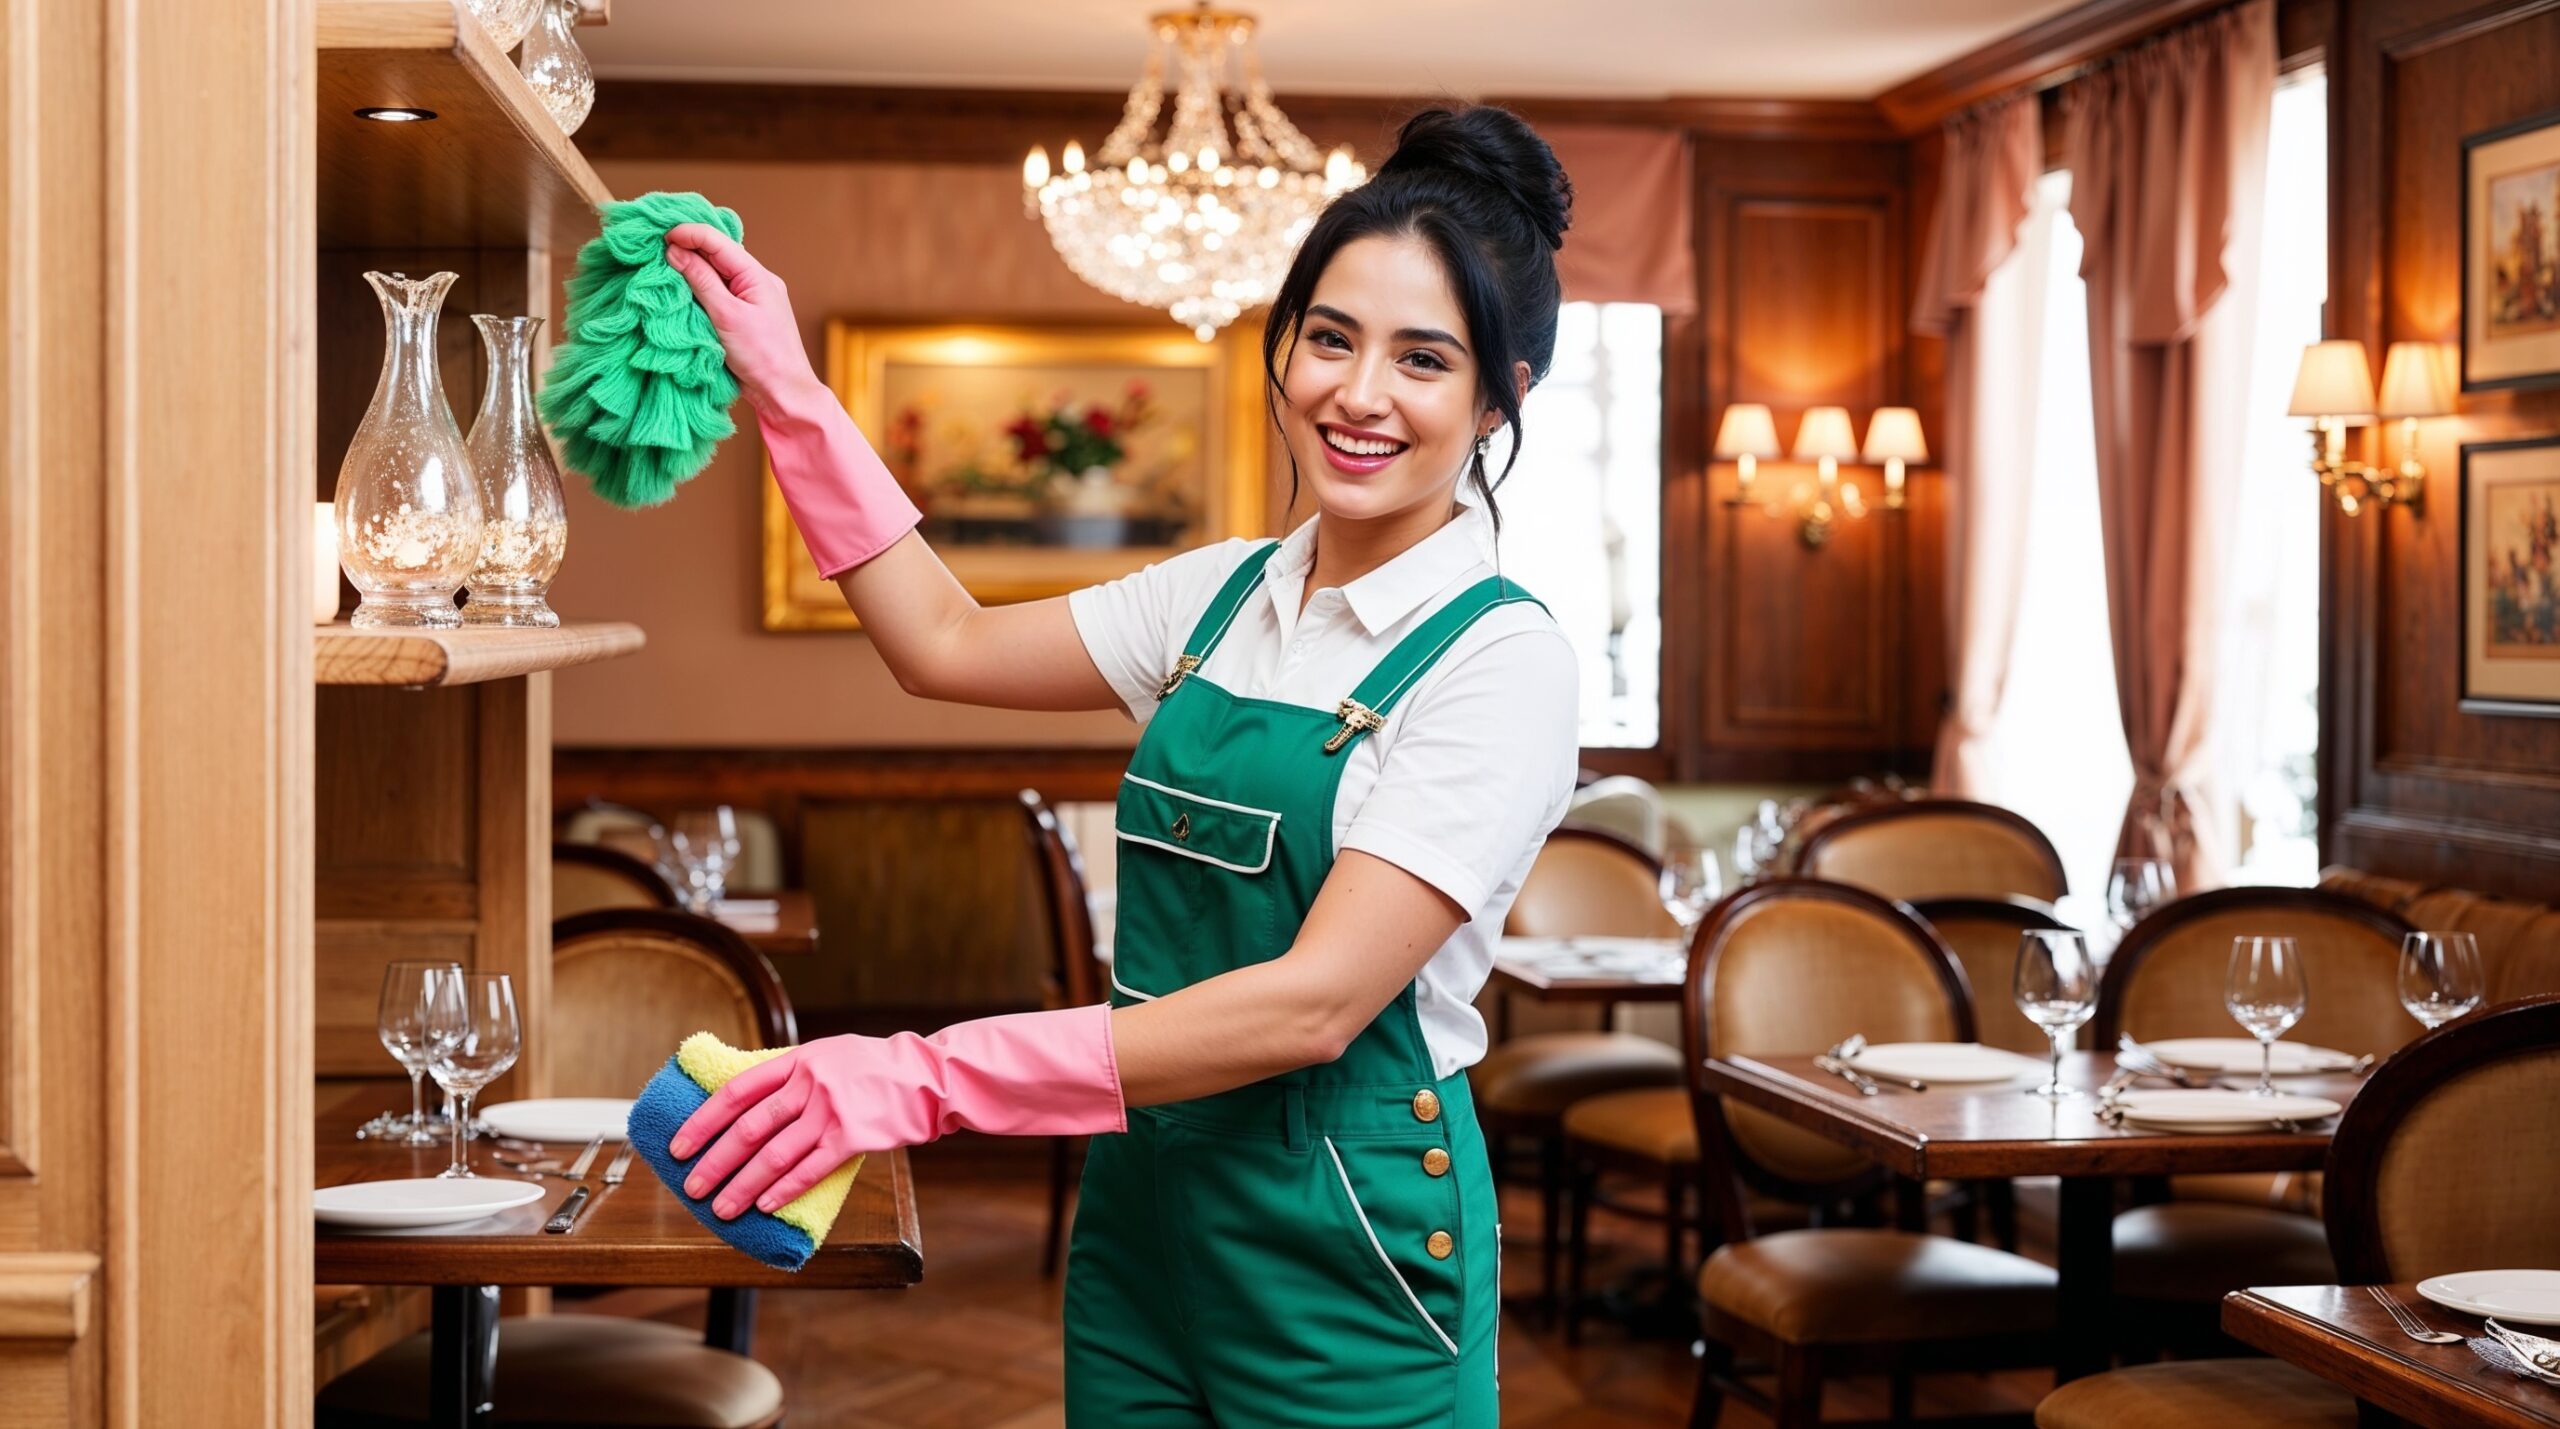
2368, 1285, 2465, 1344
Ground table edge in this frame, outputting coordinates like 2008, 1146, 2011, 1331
2225, 1287, 2554, 1429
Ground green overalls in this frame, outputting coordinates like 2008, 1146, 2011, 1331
1064, 541, 1542, 1429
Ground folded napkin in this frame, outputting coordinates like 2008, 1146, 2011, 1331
2469, 1334, 2560, 1385
626, 1032, 862, 1271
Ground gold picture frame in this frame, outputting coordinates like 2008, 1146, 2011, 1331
762, 321, 1270, 631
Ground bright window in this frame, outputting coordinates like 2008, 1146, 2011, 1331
1496, 302, 1664, 748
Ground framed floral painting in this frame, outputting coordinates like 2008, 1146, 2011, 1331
2461, 436, 2560, 716
2462, 108, 2560, 392
761, 321, 1269, 630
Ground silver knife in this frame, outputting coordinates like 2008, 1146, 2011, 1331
1812, 1054, 1881, 1097
565, 1134, 607, 1178
543, 1186, 589, 1233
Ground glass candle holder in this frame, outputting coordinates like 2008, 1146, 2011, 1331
461, 315, 567, 627
335, 272, 482, 629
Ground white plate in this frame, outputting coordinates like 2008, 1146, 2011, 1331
2140, 1038, 2356, 1075
2419, 1270, 2560, 1326
478, 1098, 632, 1144
313, 1177, 544, 1229
1847, 1043, 2041, 1084
2112, 1088, 2342, 1132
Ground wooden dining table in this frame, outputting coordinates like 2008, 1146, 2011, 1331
709, 890, 819, 958
2225, 1284, 2560, 1428
1702, 1050, 2364, 1382
316, 1102, 920, 1428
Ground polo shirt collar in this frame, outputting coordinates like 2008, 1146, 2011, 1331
1267, 496, 1497, 637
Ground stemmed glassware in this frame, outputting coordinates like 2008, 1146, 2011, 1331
669, 806, 742, 911
2105, 857, 2177, 939
1732, 800, 1785, 885
376, 960, 462, 1146
1661, 848, 1724, 940
2397, 931, 2484, 1030
2014, 930, 2098, 1099
427, 972, 521, 1178
2226, 936, 2309, 1096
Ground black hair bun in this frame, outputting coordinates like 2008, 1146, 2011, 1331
1377, 105, 1573, 252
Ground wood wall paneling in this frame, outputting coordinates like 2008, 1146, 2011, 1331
2322, 0, 2560, 898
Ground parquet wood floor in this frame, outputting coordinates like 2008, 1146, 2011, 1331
581, 1145, 2055, 1426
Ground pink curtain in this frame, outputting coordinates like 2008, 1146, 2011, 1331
1912, 97, 2044, 798
1543, 125, 1696, 317
2062, 0, 2275, 889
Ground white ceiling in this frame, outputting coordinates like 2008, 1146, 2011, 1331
582, 0, 2087, 101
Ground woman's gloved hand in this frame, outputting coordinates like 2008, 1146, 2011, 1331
662, 224, 922, 575
670, 1004, 1125, 1220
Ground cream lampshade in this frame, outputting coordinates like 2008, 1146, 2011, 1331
2376, 340, 2456, 419
1793, 406, 1858, 494
1861, 407, 1927, 509
1713, 402, 1779, 500
2286, 340, 2376, 420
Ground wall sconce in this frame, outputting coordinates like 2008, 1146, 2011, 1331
1714, 403, 1929, 548
2287, 338, 2453, 515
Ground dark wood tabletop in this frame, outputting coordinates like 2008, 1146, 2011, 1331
1700, 1050, 2362, 1180
2226, 1285, 2560, 1429
711, 890, 818, 957
1487, 937, 1685, 1004
313, 1104, 919, 1290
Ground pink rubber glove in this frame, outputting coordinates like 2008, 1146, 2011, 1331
663, 224, 921, 577
670, 1004, 1125, 1220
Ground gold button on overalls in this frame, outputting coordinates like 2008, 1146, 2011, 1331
1411, 1088, 1441, 1123
1422, 1148, 1451, 1177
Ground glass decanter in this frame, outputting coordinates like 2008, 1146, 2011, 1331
517, 0, 594, 135
461, 315, 567, 628
335, 272, 482, 629
464, 0, 541, 51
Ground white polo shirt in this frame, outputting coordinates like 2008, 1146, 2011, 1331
1069, 499, 1581, 1079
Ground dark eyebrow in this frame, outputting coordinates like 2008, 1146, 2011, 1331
1307, 303, 1469, 356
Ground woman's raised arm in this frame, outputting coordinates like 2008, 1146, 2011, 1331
663, 224, 1122, 712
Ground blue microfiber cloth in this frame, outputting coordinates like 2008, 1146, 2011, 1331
627, 1032, 864, 1272
539, 191, 744, 510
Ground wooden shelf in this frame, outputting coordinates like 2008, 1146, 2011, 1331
318, 0, 613, 249
314, 620, 644, 686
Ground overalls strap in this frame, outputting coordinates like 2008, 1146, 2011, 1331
1156, 540, 1281, 699
1323, 575, 1546, 757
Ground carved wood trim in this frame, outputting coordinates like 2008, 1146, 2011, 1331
0, 1254, 98, 1342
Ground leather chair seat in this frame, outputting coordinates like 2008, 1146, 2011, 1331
1470, 1031, 1682, 1121
2035, 1359, 2355, 1428
1561, 1086, 1696, 1164
2111, 1202, 2334, 1304
1696, 1227, 2057, 1345
316, 1315, 784, 1429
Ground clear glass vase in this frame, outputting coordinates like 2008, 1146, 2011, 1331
464, 0, 541, 51
462, 315, 567, 628
335, 272, 482, 630
518, 0, 594, 135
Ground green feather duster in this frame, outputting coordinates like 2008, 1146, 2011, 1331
541, 191, 745, 509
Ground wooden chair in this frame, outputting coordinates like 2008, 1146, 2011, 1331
319, 909, 798, 1429
553, 840, 681, 917
1796, 798, 2068, 903
1472, 826, 1686, 1322
1021, 789, 1107, 1280
2035, 994, 2560, 1428
2091, 886, 2416, 1354
1687, 880, 2058, 1429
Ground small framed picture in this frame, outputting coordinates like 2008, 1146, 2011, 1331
2460, 436, 2560, 716
2462, 108, 2560, 392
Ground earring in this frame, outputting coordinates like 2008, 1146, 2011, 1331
1475, 433, 1491, 456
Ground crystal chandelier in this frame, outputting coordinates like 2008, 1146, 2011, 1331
1023, 4, 1365, 341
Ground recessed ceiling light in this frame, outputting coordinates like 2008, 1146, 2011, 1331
355, 106, 437, 122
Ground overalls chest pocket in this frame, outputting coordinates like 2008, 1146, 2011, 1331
1110, 774, 1285, 999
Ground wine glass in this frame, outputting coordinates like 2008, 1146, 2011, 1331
377, 960, 463, 1146
2014, 930, 2098, 1099
670, 806, 742, 911
2106, 857, 2177, 934
2226, 937, 2308, 1096
2398, 931, 2483, 1030
427, 972, 521, 1178
1661, 848, 1724, 938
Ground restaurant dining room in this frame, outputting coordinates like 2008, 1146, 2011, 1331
15, 0, 2560, 1424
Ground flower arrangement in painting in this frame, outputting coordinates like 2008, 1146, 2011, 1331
887, 380, 1191, 539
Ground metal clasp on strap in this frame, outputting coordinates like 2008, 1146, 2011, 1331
1156, 654, 1202, 699
1323, 698, 1386, 754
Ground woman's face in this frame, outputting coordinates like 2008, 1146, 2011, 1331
1276, 233, 1494, 525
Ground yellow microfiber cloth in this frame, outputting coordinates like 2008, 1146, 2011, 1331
626, 1032, 862, 1271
